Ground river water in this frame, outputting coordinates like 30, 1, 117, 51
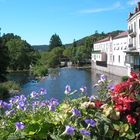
7, 67, 121, 101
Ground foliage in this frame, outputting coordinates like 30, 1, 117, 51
0, 71, 140, 139
1, 81, 20, 91
121, 76, 129, 82
0, 85, 9, 99
48, 34, 63, 51
32, 65, 48, 77
2, 33, 39, 71
0, 37, 9, 82
32, 47, 64, 77
0, 81, 20, 99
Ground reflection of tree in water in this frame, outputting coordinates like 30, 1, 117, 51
48, 68, 60, 79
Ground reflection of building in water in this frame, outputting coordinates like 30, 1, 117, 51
91, 69, 121, 86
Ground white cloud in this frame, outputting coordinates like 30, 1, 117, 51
127, 0, 140, 6
79, 1, 122, 14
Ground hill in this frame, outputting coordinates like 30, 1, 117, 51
65, 30, 124, 48
32, 45, 49, 52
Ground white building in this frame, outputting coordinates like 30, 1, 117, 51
92, 2, 140, 76
125, 2, 140, 73
92, 32, 128, 76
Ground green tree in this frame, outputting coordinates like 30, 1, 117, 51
6, 38, 37, 70
0, 37, 9, 81
48, 34, 62, 51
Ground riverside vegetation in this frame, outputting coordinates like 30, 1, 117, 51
0, 71, 140, 140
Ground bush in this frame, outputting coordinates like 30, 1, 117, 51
2, 81, 20, 91
121, 76, 129, 82
0, 85, 9, 99
32, 65, 48, 77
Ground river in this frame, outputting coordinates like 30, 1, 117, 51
7, 67, 121, 101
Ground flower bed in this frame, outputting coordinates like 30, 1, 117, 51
0, 72, 140, 140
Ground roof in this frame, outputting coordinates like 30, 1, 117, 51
95, 36, 111, 44
113, 31, 128, 39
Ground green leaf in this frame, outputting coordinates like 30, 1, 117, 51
104, 124, 109, 135
126, 130, 135, 140
113, 124, 120, 131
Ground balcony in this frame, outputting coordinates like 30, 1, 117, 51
128, 29, 136, 37
128, 43, 136, 50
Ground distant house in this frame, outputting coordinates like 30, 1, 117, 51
91, 2, 140, 76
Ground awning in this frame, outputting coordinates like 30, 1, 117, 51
123, 50, 140, 55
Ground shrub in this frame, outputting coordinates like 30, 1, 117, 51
121, 76, 129, 82
0, 85, 9, 99
2, 81, 20, 91
32, 65, 48, 77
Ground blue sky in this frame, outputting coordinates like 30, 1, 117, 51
0, 0, 139, 45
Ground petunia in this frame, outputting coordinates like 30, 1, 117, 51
64, 85, 71, 94
15, 122, 25, 131
80, 129, 90, 136
85, 119, 96, 127
64, 125, 75, 136
72, 108, 82, 117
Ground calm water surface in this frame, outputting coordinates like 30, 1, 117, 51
7, 68, 121, 101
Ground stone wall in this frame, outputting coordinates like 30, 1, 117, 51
91, 61, 128, 76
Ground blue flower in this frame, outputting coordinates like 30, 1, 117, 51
85, 119, 96, 127
40, 88, 47, 95
80, 129, 90, 136
30, 91, 38, 98
48, 98, 59, 111
107, 85, 114, 91
72, 108, 81, 117
80, 86, 87, 93
98, 74, 106, 83
64, 85, 71, 94
15, 122, 25, 131
64, 125, 75, 136
17, 101, 26, 110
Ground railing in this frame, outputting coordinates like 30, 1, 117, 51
128, 29, 136, 37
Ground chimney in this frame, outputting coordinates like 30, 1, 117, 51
138, 2, 140, 11
135, 7, 138, 13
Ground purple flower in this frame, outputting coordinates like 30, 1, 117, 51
107, 85, 114, 91
40, 88, 47, 95
2, 102, 12, 110
80, 86, 87, 93
64, 125, 75, 136
89, 95, 95, 102
15, 122, 25, 131
64, 85, 71, 94
19, 95, 27, 102
72, 108, 81, 117
48, 98, 59, 111
98, 74, 106, 83
30, 91, 38, 98
9, 96, 20, 104
80, 129, 91, 136
85, 119, 96, 127
17, 101, 26, 110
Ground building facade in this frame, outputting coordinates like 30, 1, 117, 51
92, 32, 128, 76
125, 2, 140, 73
92, 3, 140, 76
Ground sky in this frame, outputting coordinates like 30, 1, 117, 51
0, 0, 139, 45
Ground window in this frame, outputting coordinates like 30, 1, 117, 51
139, 19, 140, 29
118, 55, 120, 63
113, 55, 115, 62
